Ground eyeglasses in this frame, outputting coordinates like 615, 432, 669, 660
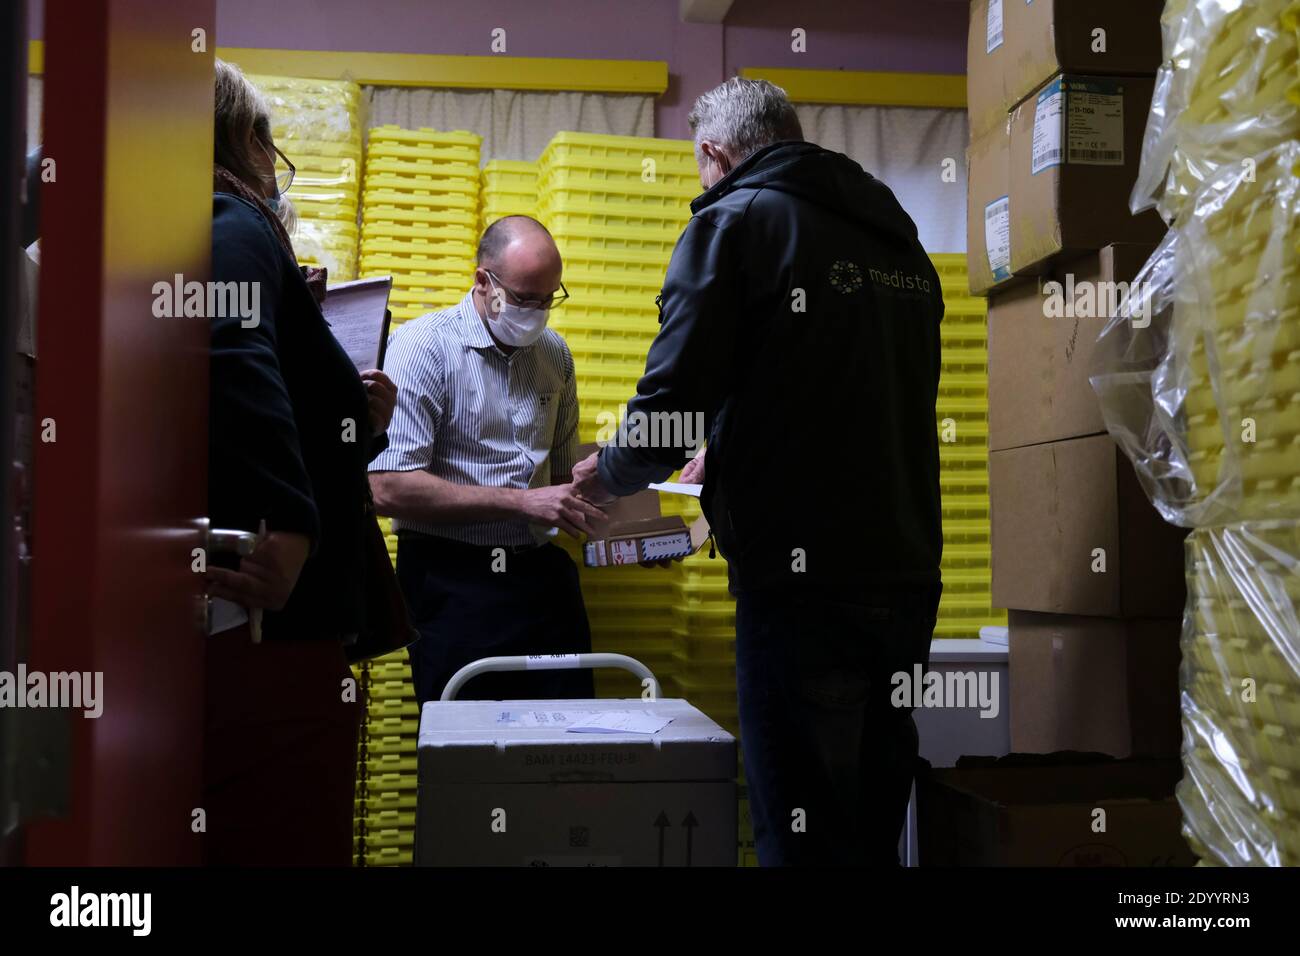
486, 270, 569, 311
263, 140, 295, 193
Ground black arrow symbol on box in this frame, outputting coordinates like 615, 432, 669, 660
682, 812, 698, 867
654, 811, 670, 867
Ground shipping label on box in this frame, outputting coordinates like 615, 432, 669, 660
967, 0, 1013, 140
984, 195, 1012, 283
966, 123, 1013, 294
985, 0, 1004, 53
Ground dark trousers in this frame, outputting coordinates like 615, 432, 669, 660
202, 624, 361, 866
396, 535, 595, 704
735, 583, 940, 866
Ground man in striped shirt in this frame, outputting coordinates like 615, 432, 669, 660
369, 216, 604, 704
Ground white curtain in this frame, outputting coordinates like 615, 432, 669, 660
365, 88, 655, 164
26, 75, 42, 150
795, 104, 969, 253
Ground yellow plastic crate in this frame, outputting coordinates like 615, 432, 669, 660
361, 221, 478, 245
367, 157, 479, 181
370, 125, 481, 147
362, 205, 479, 229
540, 131, 694, 165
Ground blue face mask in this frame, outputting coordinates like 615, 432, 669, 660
260, 141, 282, 212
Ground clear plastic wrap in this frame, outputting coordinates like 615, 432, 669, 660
1092, 140, 1300, 527
246, 74, 362, 148
1132, 0, 1300, 223
294, 219, 358, 280
1179, 522, 1300, 865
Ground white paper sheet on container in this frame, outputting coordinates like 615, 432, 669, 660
492, 709, 674, 734
566, 711, 674, 735
324, 275, 393, 371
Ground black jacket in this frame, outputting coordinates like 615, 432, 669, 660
209, 193, 386, 640
597, 141, 944, 595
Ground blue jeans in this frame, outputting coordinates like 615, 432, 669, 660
735, 584, 940, 866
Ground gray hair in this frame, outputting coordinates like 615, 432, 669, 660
687, 77, 804, 163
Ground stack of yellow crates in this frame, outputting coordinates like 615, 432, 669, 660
248, 74, 362, 280
930, 254, 1004, 640
480, 159, 539, 225
1093, 0, 1300, 864
359, 126, 481, 330
538, 132, 697, 701
352, 127, 482, 866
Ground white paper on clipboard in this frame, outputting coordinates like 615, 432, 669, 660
324, 275, 393, 371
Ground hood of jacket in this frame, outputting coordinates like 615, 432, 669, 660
690, 140, 922, 245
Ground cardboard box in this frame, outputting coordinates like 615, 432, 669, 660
917, 755, 1195, 866
415, 698, 737, 866
1009, 74, 1166, 275
968, 1, 1163, 143
1003, 0, 1164, 114
990, 434, 1188, 616
967, 0, 1014, 140
988, 242, 1157, 452
965, 121, 1012, 295
1009, 611, 1182, 758
583, 486, 709, 568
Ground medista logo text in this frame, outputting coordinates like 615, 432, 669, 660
868, 267, 933, 294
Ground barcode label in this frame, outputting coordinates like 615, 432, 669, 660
1069, 148, 1122, 162
1067, 82, 1125, 166
1031, 78, 1064, 175
986, 0, 1004, 53
984, 196, 1011, 282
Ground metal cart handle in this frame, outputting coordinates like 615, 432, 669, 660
439, 653, 661, 701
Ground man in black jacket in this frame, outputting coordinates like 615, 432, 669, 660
573, 78, 944, 866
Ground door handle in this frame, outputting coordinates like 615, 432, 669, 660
196, 518, 259, 635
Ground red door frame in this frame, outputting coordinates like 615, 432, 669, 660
24, 0, 215, 865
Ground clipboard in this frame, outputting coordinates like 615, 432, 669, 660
324, 275, 394, 371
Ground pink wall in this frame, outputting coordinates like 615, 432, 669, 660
29, 0, 969, 137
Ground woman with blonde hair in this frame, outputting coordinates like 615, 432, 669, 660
204, 59, 397, 865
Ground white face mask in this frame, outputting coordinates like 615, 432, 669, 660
486, 273, 549, 347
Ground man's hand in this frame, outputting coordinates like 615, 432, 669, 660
680, 446, 706, 484
519, 483, 607, 538
361, 368, 398, 435
205, 530, 311, 611
572, 451, 616, 506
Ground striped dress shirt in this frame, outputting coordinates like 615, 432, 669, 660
369, 291, 580, 546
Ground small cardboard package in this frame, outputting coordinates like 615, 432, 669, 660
990, 434, 1188, 616
583, 489, 710, 568
1009, 611, 1182, 758
576, 444, 710, 568
1009, 73, 1166, 275
965, 120, 1012, 295
988, 242, 1157, 452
